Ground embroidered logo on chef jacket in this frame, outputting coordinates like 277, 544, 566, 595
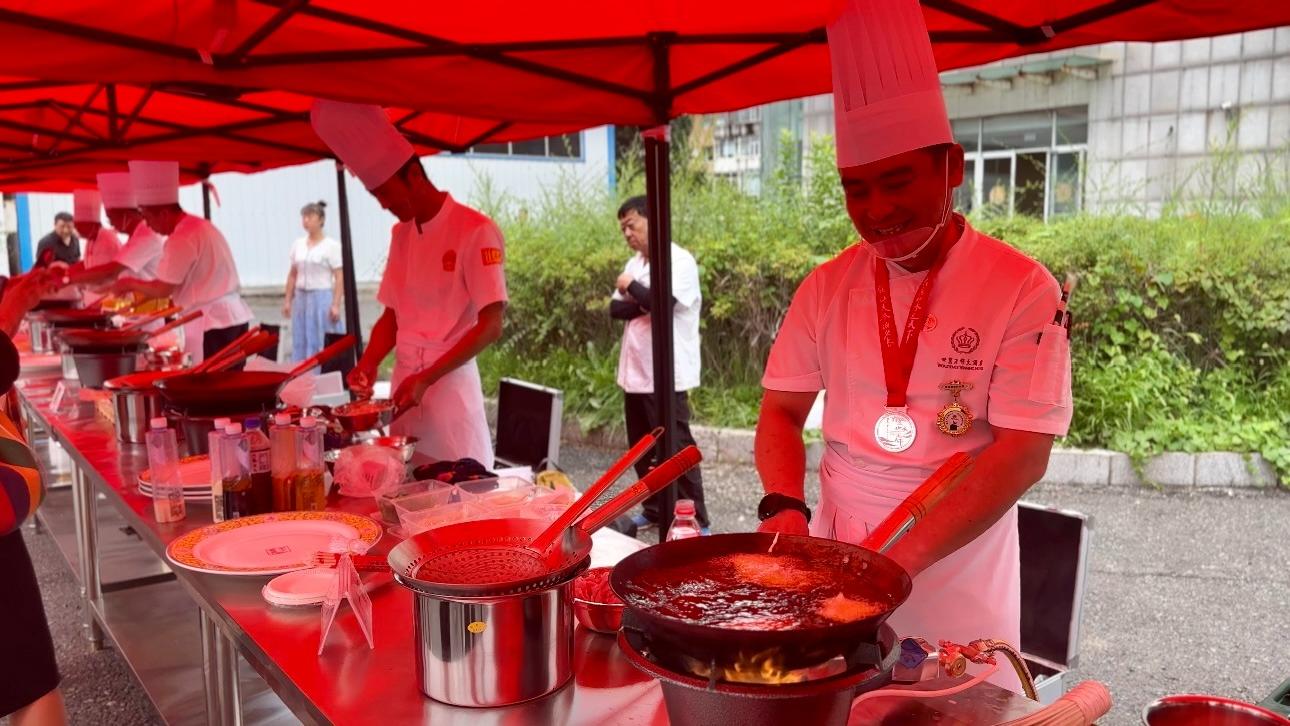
924, 313, 938, 333
950, 326, 980, 354
442, 250, 456, 272
481, 247, 503, 266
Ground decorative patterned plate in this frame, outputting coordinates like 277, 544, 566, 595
166, 511, 382, 576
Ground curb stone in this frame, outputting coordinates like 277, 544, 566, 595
485, 398, 1282, 488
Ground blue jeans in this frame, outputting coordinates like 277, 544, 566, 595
291, 288, 344, 363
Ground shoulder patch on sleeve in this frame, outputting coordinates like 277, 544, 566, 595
480, 247, 503, 266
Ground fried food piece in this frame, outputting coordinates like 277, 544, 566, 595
818, 592, 883, 623
720, 554, 826, 589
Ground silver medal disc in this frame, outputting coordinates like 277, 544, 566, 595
874, 408, 917, 453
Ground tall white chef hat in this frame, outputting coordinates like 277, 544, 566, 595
310, 99, 415, 191
97, 171, 136, 209
72, 189, 102, 222
128, 160, 180, 206
828, 0, 952, 168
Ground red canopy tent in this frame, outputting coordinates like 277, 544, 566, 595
3, 0, 1288, 537
0, 76, 586, 344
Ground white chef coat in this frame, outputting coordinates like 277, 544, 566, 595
378, 194, 507, 467
155, 214, 253, 359
289, 236, 343, 290
762, 217, 1071, 691
613, 243, 702, 394
114, 222, 164, 280
84, 228, 122, 270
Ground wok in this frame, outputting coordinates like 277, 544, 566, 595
611, 452, 973, 671
155, 335, 354, 412
39, 307, 111, 327
57, 310, 200, 351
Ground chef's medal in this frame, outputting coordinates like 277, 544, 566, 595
874, 407, 917, 452
871, 253, 949, 454
936, 380, 974, 437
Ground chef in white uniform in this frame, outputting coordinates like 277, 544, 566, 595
311, 100, 505, 467
64, 172, 164, 290
68, 189, 121, 306
754, 0, 1072, 691
111, 161, 254, 364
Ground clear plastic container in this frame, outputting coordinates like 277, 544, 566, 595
292, 417, 326, 511
220, 423, 254, 521
208, 416, 231, 523
269, 412, 296, 512
394, 491, 479, 536
666, 499, 703, 541
145, 418, 186, 523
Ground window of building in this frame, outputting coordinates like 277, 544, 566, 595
953, 106, 1088, 220
465, 132, 583, 159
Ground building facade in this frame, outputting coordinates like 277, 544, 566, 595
715, 27, 1290, 219
6, 127, 614, 284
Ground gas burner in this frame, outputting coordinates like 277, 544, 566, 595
618, 617, 899, 726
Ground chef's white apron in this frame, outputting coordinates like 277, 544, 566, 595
812, 445, 1023, 692
390, 340, 493, 468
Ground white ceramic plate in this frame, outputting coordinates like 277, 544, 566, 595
166, 512, 382, 576
262, 567, 338, 607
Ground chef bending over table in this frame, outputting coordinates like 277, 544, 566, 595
753, 0, 1073, 692
311, 100, 506, 467
62, 172, 165, 294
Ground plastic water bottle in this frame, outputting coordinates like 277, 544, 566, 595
293, 417, 327, 511
208, 416, 231, 522
666, 499, 703, 541
146, 418, 186, 523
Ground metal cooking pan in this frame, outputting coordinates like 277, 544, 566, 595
57, 310, 199, 352
39, 307, 112, 327
611, 453, 973, 671
155, 335, 355, 412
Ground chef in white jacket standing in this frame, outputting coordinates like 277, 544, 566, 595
311, 100, 505, 467
64, 172, 164, 290
112, 161, 254, 364
754, 0, 1072, 692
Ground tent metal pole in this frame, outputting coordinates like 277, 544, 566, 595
201, 181, 211, 220
335, 161, 364, 357
642, 124, 676, 543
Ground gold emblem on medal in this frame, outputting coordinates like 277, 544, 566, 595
936, 380, 974, 437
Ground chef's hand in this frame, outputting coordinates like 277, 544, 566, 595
347, 364, 376, 399
392, 370, 435, 414
756, 510, 809, 536
616, 273, 635, 294
329, 304, 341, 323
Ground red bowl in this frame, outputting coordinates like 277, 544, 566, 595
571, 567, 623, 634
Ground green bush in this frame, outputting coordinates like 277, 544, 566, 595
470, 136, 1289, 484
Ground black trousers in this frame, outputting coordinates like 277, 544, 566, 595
624, 391, 709, 527
0, 531, 60, 716
203, 322, 251, 370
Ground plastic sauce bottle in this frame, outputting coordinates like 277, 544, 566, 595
270, 412, 296, 512
146, 418, 186, 523
244, 417, 273, 515
220, 423, 253, 521
293, 416, 327, 511
208, 416, 231, 523
666, 499, 703, 541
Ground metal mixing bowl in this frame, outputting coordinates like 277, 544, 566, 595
360, 435, 419, 462
332, 399, 395, 432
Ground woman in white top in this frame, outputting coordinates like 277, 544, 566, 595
283, 201, 344, 363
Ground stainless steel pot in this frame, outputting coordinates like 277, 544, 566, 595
407, 581, 576, 707
110, 387, 164, 444
72, 350, 141, 389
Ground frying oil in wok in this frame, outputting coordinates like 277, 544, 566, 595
625, 553, 888, 630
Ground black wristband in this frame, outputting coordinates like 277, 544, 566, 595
758, 493, 812, 523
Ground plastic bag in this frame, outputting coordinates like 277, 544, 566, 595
334, 444, 405, 498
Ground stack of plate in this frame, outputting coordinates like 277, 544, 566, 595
138, 454, 213, 501
262, 567, 339, 608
